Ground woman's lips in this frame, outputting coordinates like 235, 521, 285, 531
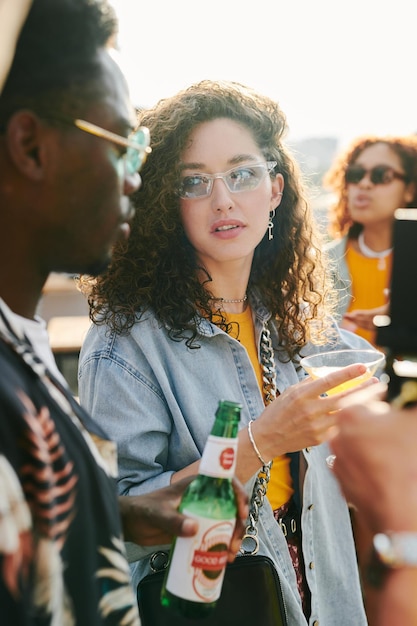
210, 220, 245, 238
352, 194, 371, 208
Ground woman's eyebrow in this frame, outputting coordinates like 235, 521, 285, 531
179, 154, 260, 172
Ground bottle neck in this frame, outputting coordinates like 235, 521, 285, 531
210, 416, 240, 438
211, 400, 241, 437
199, 401, 241, 478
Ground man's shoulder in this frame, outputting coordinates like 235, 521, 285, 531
0, 338, 32, 388
0, 338, 52, 419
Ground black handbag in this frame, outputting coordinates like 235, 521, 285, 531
137, 552, 287, 626
137, 462, 288, 626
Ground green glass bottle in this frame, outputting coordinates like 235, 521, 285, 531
160, 399, 241, 619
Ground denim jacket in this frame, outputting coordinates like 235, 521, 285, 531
78, 298, 370, 625
325, 236, 352, 322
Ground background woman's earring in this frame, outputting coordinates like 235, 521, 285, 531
268, 208, 276, 241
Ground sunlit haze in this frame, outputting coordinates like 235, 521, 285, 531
110, 0, 416, 151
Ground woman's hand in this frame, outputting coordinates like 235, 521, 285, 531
119, 475, 249, 561
253, 363, 378, 460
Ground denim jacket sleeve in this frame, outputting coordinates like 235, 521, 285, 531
78, 312, 268, 497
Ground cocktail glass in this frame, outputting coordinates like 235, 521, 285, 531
300, 349, 385, 395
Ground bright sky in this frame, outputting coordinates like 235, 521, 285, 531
110, 0, 416, 150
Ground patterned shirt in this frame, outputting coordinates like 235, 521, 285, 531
0, 299, 140, 625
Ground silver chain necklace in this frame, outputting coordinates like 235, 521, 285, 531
357, 232, 392, 259
211, 294, 248, 304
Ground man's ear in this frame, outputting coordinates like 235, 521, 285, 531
6, 111, 46, 181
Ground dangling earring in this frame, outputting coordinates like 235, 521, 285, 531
268, 208, 276, 241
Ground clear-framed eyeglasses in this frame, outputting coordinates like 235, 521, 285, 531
177, 160, 277, 199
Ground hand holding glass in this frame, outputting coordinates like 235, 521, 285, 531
300, 349, 385, 395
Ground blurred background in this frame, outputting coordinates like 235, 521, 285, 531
109, 0, 417, 222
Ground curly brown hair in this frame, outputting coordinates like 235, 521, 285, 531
80, 80, 335, 357
323, 135, 417, 239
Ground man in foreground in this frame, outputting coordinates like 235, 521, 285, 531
0, 1, 246, 623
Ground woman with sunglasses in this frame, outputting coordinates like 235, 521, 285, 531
323, 135, 417, 347
78, 80, 376, 625
323, 135, 417, 624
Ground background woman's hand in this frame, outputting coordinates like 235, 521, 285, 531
341, 303, 389, 332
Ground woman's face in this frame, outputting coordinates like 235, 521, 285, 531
179, 118, 283, 273
346, 142, 414, 228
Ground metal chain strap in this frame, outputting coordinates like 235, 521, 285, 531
240, 322, 276, 555
260, 323, 277, 405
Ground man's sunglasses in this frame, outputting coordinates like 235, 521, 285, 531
345, 164, 406, 186
73, 119, 151, 175
36, 115, 151, 175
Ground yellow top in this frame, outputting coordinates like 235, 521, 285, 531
224, 307, 293, 509
346, 244, 392, 345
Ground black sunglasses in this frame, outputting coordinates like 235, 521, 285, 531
345, 164, 407, 186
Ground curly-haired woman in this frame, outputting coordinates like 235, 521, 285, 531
78, 80, 376, 625
324, 135, 417, 346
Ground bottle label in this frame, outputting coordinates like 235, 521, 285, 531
165, 511, 234, 603
199, 435, 237, 478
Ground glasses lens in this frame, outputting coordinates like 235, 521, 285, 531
125, 127, 151, 174
370, 165, 395, 184
345, 165, 366, 184
225, 164, 268, 192
125, 147, 141, 175
178, 175, 210, 199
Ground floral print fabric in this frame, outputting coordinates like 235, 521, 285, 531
0, 300, 140, 625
